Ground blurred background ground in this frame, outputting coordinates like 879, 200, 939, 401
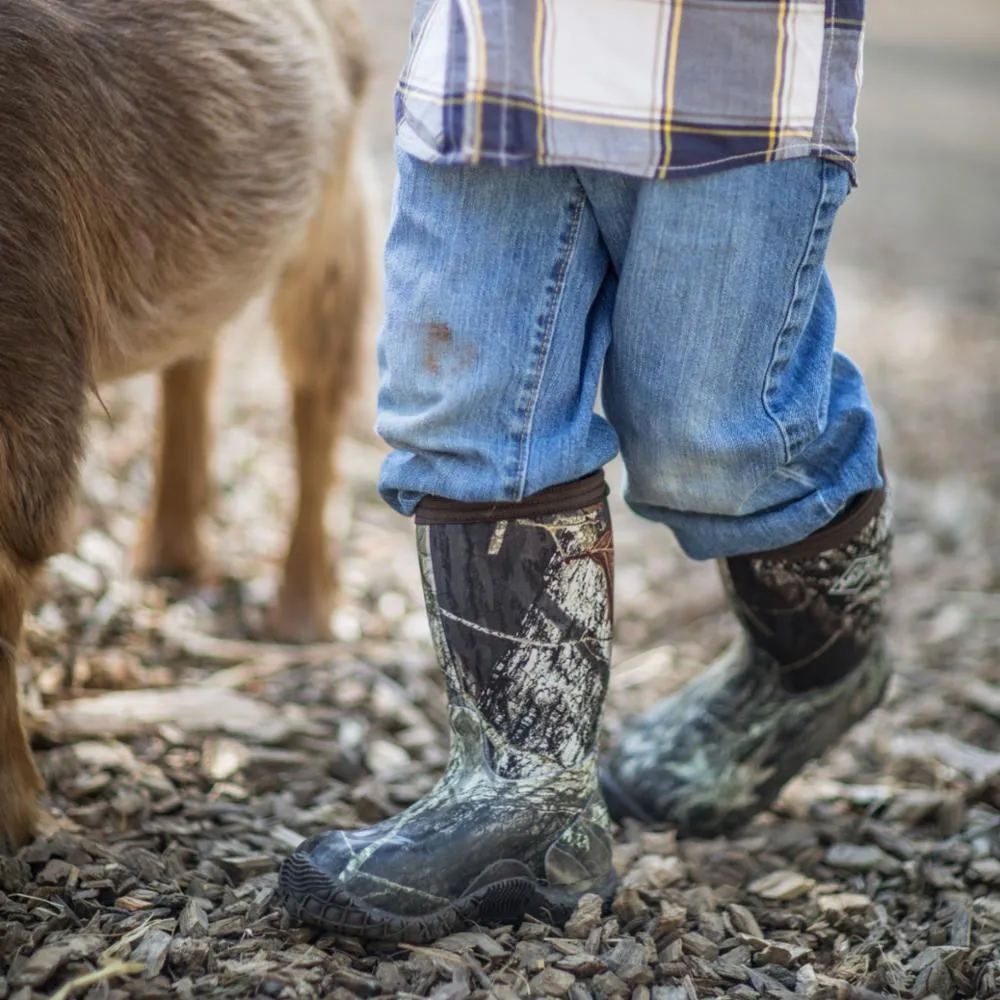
3, 4, 999, 999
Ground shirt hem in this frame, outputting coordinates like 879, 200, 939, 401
395, 129, 859, 187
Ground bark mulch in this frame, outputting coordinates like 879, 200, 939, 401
2, 293, 999, 999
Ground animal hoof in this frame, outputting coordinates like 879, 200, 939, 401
268, 594, 333, 644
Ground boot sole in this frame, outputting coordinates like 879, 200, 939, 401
277, 851, 616, 943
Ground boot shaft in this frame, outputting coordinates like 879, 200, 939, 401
723, 482, 892, 694
415, 473, 614, 776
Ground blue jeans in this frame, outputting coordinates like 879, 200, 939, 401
376, 152, 882, 559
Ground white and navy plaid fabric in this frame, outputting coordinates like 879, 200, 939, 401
396, 0, 865, 182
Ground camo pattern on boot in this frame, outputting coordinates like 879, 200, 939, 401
280, 708, 614, 941
421, 501, 613, 778
279, 474, 617, 941
725, 486, 891, 695
602, 484, 892, 837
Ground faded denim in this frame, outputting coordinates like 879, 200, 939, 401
376, 152, 883, 559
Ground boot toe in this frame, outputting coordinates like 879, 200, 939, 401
277, 828, 572, 943
277, 776, 616, 942
278, 829, 458, 941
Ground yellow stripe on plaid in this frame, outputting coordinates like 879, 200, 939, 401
768, 0, 790, 161
658, 0, 685, 180
466, 0, 488, 165
533, 1, 547, 162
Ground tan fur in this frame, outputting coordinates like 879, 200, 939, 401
0, 0, 375, 848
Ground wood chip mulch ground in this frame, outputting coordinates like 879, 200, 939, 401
2, 292, 999, 1000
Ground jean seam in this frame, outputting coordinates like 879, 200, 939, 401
738, 163, 843, 520
759, 163, 838, 465
508, 182, 588, 498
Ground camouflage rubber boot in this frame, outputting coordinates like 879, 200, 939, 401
278, 472, 616, 942
601, 477, 892, 837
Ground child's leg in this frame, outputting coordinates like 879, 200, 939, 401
583, 156, 880, 559
279, 153, 621, 940
375, 151, 619, 514
582, 157, 890, 834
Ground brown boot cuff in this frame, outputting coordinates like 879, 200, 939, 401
415, 471, 608, 525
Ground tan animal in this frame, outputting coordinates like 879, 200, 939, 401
0, 0, 375, 849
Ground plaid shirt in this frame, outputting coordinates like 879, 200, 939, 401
396, 0, 865, 183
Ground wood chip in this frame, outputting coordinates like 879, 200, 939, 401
950, 901, 973, 948
50, 686, 291, 741
178, 899, 210, 937
748, 870, 816, 901
612, 886, 649, 925
650, 900, 687, 941
435, 931, 507, 958
680, 932, 718, 961
327, 967, 380, 997
591, 970, 629, 999
565, 893, 606, 939
727, 904, 763, 938
818, 892, 874, 916
889, 731, 1000, 783
213, 854, 275, 885
969, 857, 1000, 884
756, 941, 812, 967
365, 738, 411, 775
200, 737, 250, 780
131, 928, 173, 978
605, 938, 651, 985
9, 945, 75, 988
824, 844, 901, 875
555, 954, 607, 977
529, 968, 576, 997
621, 854, 686, 891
